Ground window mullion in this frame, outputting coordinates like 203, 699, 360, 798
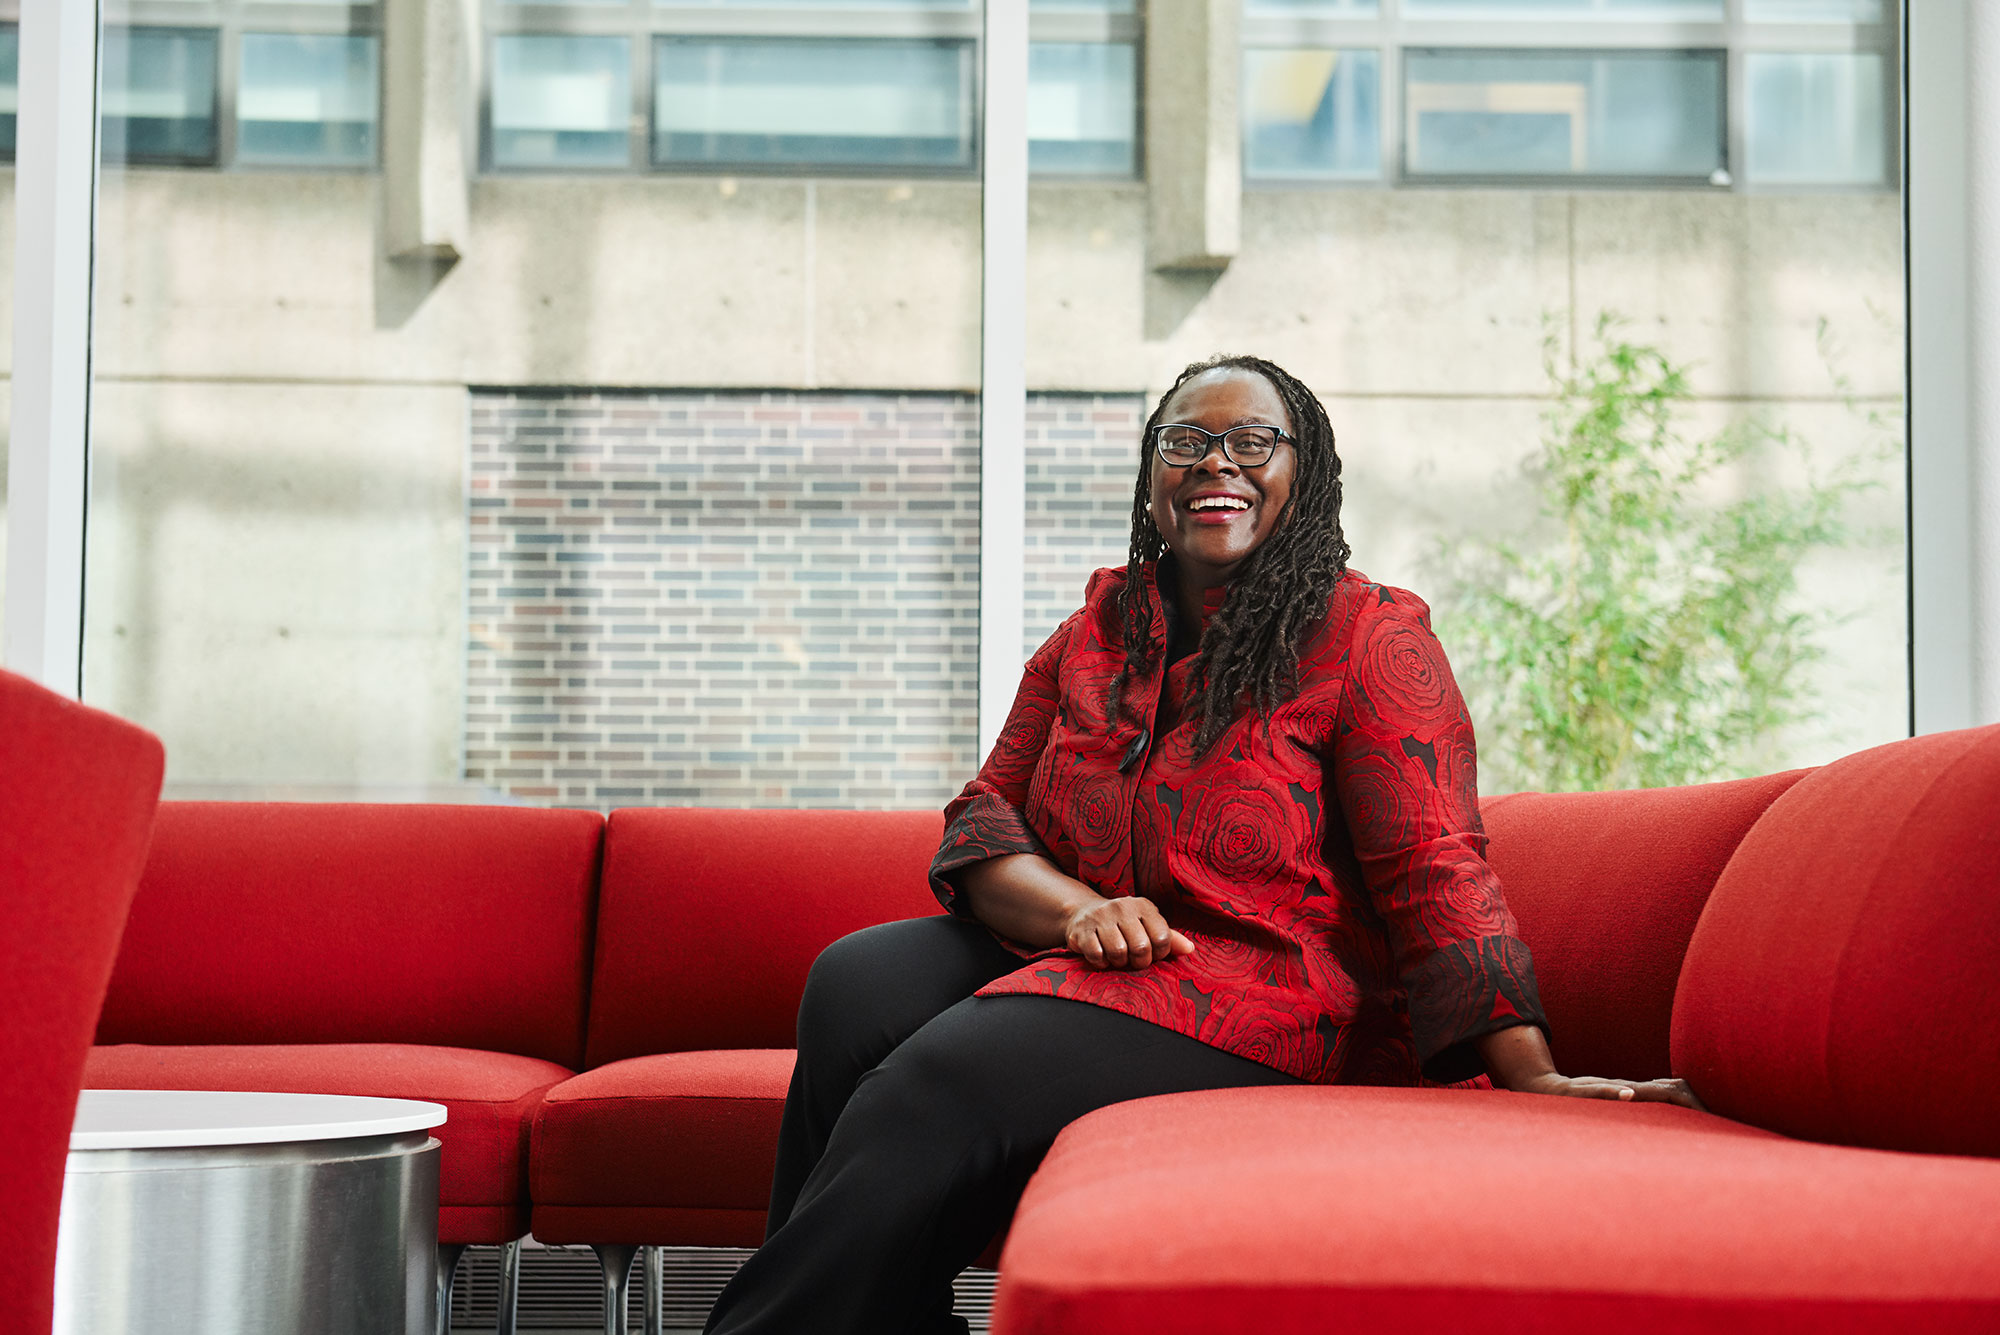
4, 0, 100, 695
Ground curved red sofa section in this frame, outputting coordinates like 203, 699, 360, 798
71, 723, 2000, 1333
91, 801, 603, 1245
0, 671, 165, 1335
1674, 722, 2000, 1156
993, 725, 2000, 1334
530, 807, 946, 1249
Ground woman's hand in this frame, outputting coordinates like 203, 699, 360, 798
955, 854, 1195, 969
1514, 1071, 1706, 1111
1474, 1023, 1706, 1111
1064, 896, 1196, 971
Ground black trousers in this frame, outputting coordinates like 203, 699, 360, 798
702, 915, 1300, 1335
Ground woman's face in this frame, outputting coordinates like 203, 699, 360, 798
1148, 367, 1297, 588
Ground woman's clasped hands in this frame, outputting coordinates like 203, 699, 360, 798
1063, 895, 1196, 971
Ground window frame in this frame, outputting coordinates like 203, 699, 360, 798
1398, 44, 1729, 187
1240, 0, 1901, 192
479, 1, 1141, 179
65, 0, 385, 172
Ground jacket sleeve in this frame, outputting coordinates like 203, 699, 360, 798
928, 612, 1075, 915
1332, 588, 1548, 1083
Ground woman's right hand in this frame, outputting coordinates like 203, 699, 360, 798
1063, 896, 1196, 970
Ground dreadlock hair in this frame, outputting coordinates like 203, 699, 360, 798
1110, 354, 1353, 757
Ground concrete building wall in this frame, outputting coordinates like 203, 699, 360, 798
82, 380, 467, 786
0, 167, 1905, 789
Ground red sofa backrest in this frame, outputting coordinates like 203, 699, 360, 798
1673, 723, 2000, 1157
0, 673, 165, 1335
97, 802, 604, 1069
1481, 769, 1807, 1082
586, 808, 946, 1067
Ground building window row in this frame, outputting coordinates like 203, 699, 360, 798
1241, 0, 1894, 187
0, 0, 1893, 189
480, 1, 1140, 178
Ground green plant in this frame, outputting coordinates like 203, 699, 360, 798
1432, 315, 1884, 793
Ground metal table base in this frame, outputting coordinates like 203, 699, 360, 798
54, 1128, 439, 1335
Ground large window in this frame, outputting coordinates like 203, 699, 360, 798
1242, 1, 1897, 188
88, 3, 381, 169
482, 0, 1140, 177
236, 33, 380, 167
101, 26, 220, 165
4, 0, 1911, 811
651, 38, 976, 170
0, 24, 16, 158
1026, 1, 1907, 786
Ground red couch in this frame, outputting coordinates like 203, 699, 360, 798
991, 723, 2000, 1333
527, 807, 947, 1316
85, 801, 603, 1324
82, 723, 2000, 1334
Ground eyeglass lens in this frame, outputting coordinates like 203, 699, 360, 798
1155, 424, 1280, 466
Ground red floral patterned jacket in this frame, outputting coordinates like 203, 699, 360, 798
930, 560, 1546, 1085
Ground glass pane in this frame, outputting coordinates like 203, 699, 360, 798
619, 0, 971, 5
1745, 52, 1886, 187
102, 26, 218, 166
87, 14, 983, 805
238, 34, 380, 168
1027, 24, 1906, 790
1402, 0, 1721, 13
466, 393, 980, 806
1032, 0, 1136, 10
0, 25, 16, 159
1244, 48, 1380, 180
1745, 1, 1883, 19
1246, 1, 1379, 12
492, 34, 630, 169
1404, 49, 1723, 179
1029, 43, 1136, 177
0, 25, 10, 634
653, 38, 974, 171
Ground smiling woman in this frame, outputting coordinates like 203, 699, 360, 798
694, 355, 1701, 1335
1145, 370, 1298, 603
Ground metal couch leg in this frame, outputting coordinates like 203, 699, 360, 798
437, 1244, 467, 1335
644, 1245, 664, 1335
591, 1243, 640, 1335
496, 1238, 523, 1335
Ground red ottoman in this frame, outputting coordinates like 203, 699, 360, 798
994, 1085, 2000, 1334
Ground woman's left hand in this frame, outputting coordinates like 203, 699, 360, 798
1474, 1023, 1707, 1111
1515, 1072, 1706, 1111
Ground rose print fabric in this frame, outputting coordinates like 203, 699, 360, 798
929, 561, 1547, 1085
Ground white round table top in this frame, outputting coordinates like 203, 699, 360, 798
71, 1089, 448, 1150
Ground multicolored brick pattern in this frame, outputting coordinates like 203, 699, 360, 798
465, 389, 1144, 810
1023, 394, 1148, 657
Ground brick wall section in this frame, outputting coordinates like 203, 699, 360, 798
1022, 394, 1148, 657
466, 389, 1144, 810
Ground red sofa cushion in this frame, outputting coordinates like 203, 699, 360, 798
0, 673, 164, 1335
585, 809, 944, 1066
993, 1085, 2000, 1335
86, 1043, 571, 1244
1479, 770, 1808, 1081
1673, 723, 2000, 1156
530, 1049, 793, 1247
98, 802, 604, 1068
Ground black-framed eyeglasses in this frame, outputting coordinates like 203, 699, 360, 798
1149, 422, 1292, 469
